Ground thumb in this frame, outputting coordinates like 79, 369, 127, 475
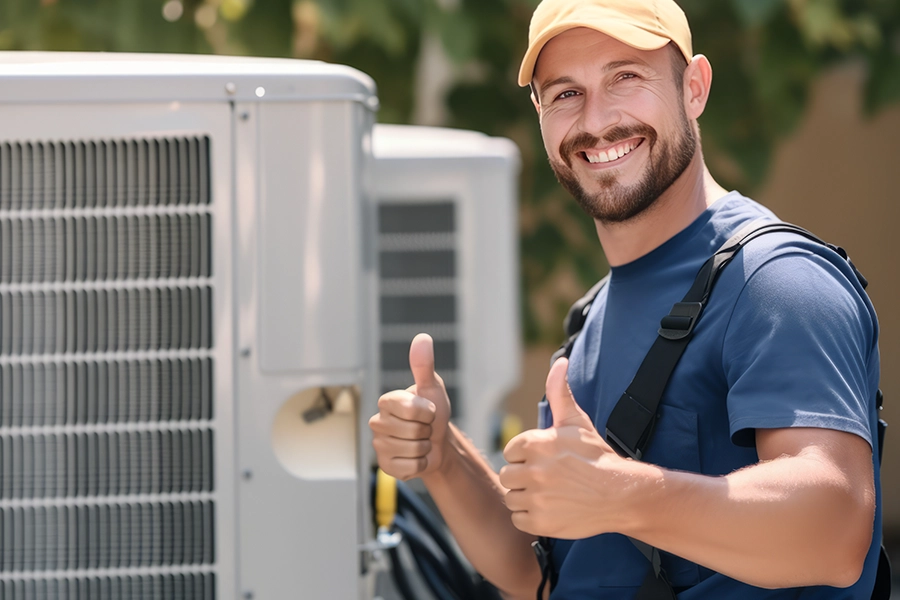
409, 333, 441, 392
546, 357, 593, 430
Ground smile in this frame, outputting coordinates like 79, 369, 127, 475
583, 140, 641, 164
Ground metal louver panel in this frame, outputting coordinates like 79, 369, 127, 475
0, 359, 213, 427
377, 201, 460, 410
0, 287, 212, 355
0, 573, 215, 600
0, 139, 209, 211
0, 214, 212, 284
0, 136, 217, 598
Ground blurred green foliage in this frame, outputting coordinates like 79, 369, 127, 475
3, 0, 898, 342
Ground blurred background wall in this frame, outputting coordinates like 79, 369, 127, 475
3, 0, 899, 533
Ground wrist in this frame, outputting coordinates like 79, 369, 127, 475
420, 423, 468, 489
608, 458, 667, 538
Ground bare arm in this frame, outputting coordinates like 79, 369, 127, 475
502, 358, 875, 589
421, 424, 543, 598
625, 427, 874, 587
369, 334, 542, 599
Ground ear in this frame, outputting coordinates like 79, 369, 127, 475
683, 54, 712, 121
530, 84, 542, 116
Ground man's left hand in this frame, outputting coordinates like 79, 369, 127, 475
500, 357, 634, 539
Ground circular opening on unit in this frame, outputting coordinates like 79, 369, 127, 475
271, 386, 358, 480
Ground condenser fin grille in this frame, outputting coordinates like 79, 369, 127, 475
0, 136, 217, 598
0, 287, 213, 356
0, 572, 215, 599
0, 430, 214, 499
377, 201, 460, 411
0, 359, 213, 428
0, 139, 210, 211
0, 501, 215, 571
0, 214, 212, 284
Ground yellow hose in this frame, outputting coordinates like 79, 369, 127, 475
500, 413, 523, 448
375, 468, 397, 529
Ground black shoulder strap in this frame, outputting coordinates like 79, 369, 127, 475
606, 220, 831, 459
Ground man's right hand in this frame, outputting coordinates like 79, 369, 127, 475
369, 333, 452, 481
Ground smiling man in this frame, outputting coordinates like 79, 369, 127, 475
368, 1, 883, 598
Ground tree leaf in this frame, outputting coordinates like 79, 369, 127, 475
864, 42, 900, 113
730, 0, 783, 27
436, 9, 477, 63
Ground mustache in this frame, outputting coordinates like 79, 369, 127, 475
558, 124, 658, 168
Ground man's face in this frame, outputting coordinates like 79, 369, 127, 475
532, 28, 696, 224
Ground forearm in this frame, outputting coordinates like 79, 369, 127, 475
623, 447, 874, 588
422, 423, 543, 599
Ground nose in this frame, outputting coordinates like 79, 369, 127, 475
578, 90, 621, 137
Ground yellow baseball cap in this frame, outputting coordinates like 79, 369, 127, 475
518, 0, 693, 87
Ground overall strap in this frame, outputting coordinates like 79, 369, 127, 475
606, 221, 822, 459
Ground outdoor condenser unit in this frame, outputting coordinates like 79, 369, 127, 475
372, 125, 521, 454
0, 52, 381, 600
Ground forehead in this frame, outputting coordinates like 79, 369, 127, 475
533, 27, 658, 84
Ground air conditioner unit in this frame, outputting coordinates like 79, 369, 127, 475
372, 125, 521, 454
0, 52, 381, 600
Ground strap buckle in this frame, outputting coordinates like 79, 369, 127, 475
605, 391, 655, 460
607, 426, 643, 460
658, 302, 703, 340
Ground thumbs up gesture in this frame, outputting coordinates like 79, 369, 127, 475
500, 357, 628, 539
369, 333, 452, 481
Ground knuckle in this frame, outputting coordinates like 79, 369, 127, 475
413, 423, 433, 439
368, 414, 382, 431
378, 390, 409, 412
376, 393, 393, 409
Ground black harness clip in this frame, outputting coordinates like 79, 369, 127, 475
658, 302, 703, 340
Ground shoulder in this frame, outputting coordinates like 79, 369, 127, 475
719, 231, 876, 338
731, 231, 871, 314
716, 230, 879, 447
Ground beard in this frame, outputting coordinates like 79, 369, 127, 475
548, 109, 697, 224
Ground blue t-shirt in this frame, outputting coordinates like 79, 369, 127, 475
546, 193, 882, 599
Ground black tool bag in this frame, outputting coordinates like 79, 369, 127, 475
534, 220, 890, 600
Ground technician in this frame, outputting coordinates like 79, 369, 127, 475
368, 0, 882, 597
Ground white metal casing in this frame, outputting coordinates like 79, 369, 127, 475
0, 52, 379, 600
372, 124, 522, 453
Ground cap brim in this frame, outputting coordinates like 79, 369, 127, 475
518, 22, 672, 87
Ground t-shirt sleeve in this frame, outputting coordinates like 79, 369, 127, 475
722, 247, 877, 447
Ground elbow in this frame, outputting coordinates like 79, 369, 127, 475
818, 493, 874, 588
772, 520, 871, 589
823, 527, 871, 588
496, 576, 546, 600
822, 547, 868, 589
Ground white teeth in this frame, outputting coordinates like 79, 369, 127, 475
585, 141, 636, 164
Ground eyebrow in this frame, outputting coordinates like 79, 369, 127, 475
602, 58, 652, 72
538, 75, 576, 92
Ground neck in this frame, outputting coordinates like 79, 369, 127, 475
594, 153, 728, 267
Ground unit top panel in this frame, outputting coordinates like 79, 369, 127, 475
0, 52, 377, 106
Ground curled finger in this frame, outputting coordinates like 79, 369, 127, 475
379, 456, 429, 481
369, 412, 432, 440
378, 391, 436, 424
